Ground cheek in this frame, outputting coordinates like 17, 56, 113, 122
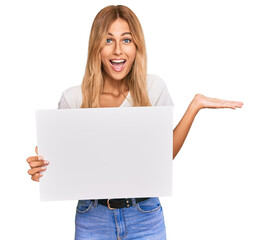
100, 48, 109, 65
127, 47, 137, 65
100, 54, 105, 66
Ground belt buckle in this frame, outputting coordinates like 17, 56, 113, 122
107, 199, 115, 210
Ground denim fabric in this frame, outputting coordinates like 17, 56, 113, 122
75, 197, 166, 240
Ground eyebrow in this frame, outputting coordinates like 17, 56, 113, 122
108, 32, 132, 36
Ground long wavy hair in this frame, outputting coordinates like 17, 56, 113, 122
81, 5, 152, 108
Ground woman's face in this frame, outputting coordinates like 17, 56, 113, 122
100, 18, 136, 82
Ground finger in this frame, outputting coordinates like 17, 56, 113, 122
217, 100, 243, 109
28, 166, 47, 176
224, 104, 237, 110
31, 172, 43, 182
29, 159, 49, 168
234, 101, 244, 107
26, 155, 44, 163
227, 101, 243, 109
35, 146, 38, 155
227, 101, 243, 107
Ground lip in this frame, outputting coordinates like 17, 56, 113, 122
109, 59, 126, 72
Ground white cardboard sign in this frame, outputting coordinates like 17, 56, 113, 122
36, 106, 173, 201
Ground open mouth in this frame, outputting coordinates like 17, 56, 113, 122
109, 59, 126, 72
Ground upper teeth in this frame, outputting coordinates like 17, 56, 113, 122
111, 60, 125, 63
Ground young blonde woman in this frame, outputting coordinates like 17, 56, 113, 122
26, 5, 243, 240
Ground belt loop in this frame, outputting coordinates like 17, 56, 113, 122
131, 198, 136, 207
93, 199, 98, 207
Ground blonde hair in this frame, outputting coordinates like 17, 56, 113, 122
81, 5, 152, 108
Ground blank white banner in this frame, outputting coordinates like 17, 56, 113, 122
36, 106, 173, 201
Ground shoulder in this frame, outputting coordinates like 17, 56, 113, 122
146, 74, 174, 106
58, 85, 82, 109
147, 74, 167, 91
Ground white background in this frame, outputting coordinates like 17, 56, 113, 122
0, 0, 269, 239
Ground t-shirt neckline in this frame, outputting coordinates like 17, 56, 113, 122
119, 91, 130, 107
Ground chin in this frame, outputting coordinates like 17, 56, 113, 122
110, 72, 129, 81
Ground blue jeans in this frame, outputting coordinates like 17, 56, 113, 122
75, 197, 166, 239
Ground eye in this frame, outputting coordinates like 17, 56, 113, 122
106, 38, 113, 44
123, 39, 131, 44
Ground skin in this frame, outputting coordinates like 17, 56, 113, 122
99, 18, 135, 107
27, 19, 243, 182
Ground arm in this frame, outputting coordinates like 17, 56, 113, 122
173, 94, 243, 159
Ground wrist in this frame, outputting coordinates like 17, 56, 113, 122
190, 94, 202, 112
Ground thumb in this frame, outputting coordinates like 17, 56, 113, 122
35, 146, 38, 155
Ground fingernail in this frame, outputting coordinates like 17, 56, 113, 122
44, 160, 50, 164
41, 167, 47, 170
40, 172, 43, 176
38, 156, 44, 160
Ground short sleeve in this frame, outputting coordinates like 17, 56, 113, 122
57, 86, 82, 109
58, 93, 71, 109
155, 83, 174, 106
147, 75, 174, 106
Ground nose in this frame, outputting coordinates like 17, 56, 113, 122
114, 41, 122, 56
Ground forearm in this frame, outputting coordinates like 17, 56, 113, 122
172, 93, 243, 159
173, 96, 200, 159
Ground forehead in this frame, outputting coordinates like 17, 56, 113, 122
108, 18, 130, 35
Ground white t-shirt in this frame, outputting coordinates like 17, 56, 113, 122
58, 74, 174, 109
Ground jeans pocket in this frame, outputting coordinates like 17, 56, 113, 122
136, 197, 161, 213
76, 200, 93, 214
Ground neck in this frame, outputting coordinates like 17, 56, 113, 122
102, 75, 129, 96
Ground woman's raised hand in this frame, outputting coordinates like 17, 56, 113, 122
193, 94, 244, 111
26, 146, 49, 182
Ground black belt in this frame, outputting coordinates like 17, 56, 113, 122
96, 198, 150, 209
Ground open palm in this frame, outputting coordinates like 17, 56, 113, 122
195, 94, 244, 110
